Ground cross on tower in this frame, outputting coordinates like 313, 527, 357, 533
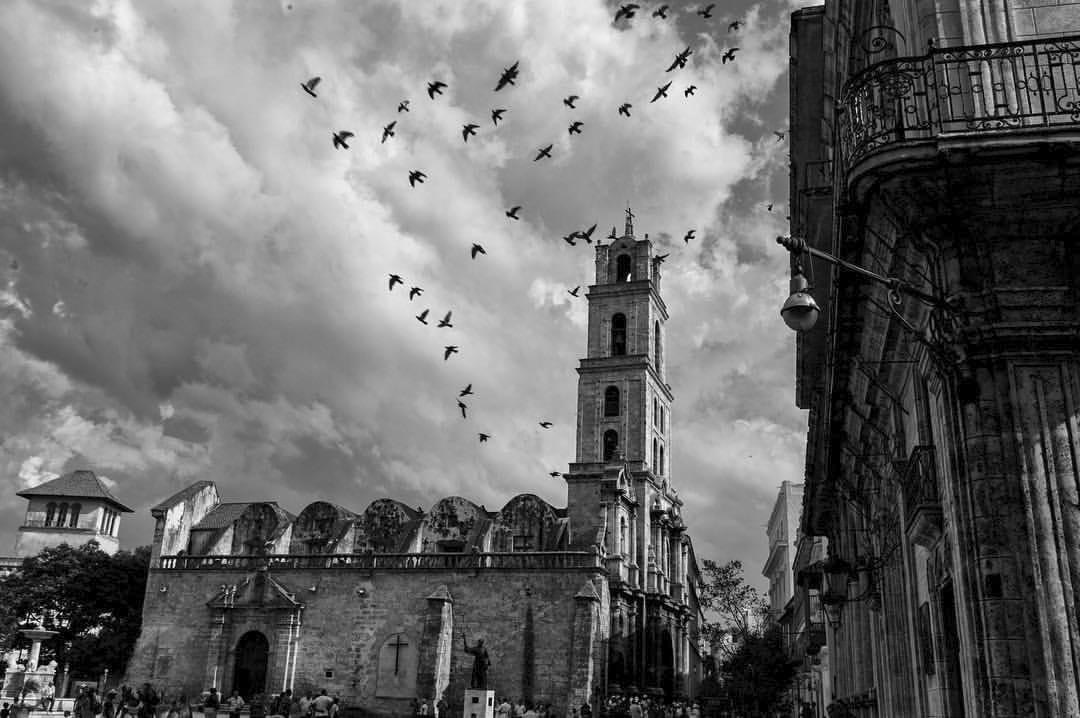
389, 634, 408, 674
625, 205, 635, 238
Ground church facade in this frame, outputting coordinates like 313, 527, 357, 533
125, 214, 704, 715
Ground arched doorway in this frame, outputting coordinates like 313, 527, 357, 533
659, 629, 675, 698
233, 631, 269, 699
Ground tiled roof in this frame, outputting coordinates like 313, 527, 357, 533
192, 503, 252, 530
16, 470, 133, 512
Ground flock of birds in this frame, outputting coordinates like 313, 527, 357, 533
298, 2, 785, 455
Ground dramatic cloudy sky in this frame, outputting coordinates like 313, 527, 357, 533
0, 0, 819, 590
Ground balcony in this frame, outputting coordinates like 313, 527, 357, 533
157, 551, 603, 571
839, 35, 1080, 178
902, 446, 943, 548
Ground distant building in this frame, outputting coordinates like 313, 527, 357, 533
762, 481, 803, 623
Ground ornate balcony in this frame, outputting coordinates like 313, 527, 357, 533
902, 446, 943, 548
839, 35, 1080, 177
157, 550, 602, 571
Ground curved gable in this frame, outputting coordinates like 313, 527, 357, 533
355, 499, 421, 553
230, 502, 285, 554
490, 494, 562, 552
421, 497, 486, 552
289, 501, 357, 554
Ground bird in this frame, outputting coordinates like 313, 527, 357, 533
534, 144, 553, 161
683, 229, 696, 243
723, 47, 740, 64
506, 205, 522, 220
666, 46, 693, 72
568, 286, 581, 297
539, 421, 553, 428
409, 286, 423, 300
301, 77, 321, 98
416, 309, 430, 324
397, 100, 410, 113
462, 123, 479, 142
332, 131, 354, 149
614, 4, 639, 22
565, 120, 585, 136
444, 346, 459, 360
774, 131, 786, 142
650, 81, 672, 103
685, 85, 697, 97
563, 233, 577, 246
655, 253, 670, 264
491, 108, 507, 126
578, 223, 598, 243
563, 95, 579, 109
494, 61, 520, 92
438, 311, 453, 328
460, 384, 473, 397
767, 203, 774, 212
408, 170, 427, 187
427, 80, 447, 99
388, 274, 403, 291
471, 243, 486, 259
458, 400, 468, 419
608, 226, 618, 239
381, 121, 396, 143
549, 471, 563, 478
478, 433, 491, 443
729, 19, 743, 32
698, 4, 716, 19
653, 5, 669, 19
618, 103, 632, 117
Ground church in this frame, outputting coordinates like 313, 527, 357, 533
125, 212, 705, 715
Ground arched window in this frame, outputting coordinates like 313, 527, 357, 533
620, 517, 628, 555
653, 438, 659, 468
45, 502, 56, 527
659, 445, 665, 476
654, 320, 663, 372
611, 314, 627, 356
616, 254, 632, 282
660, 406, 666, 434
603, 430, 619, 462
56, 503, 68, 527
604, 386, 620, 417
653, 397, 658, 427
68, 503, 81, 528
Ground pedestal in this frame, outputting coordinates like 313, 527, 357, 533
463, 690, 495, 718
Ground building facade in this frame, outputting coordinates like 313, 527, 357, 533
763, 481, 804, 624
125, 213, 704, 715
788, 2, 1080, 717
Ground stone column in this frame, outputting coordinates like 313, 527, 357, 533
417, 586, 453, 704
567, 581, 601, 710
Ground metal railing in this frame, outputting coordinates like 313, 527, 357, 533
902, 445, 939, 522
839, 35, 1080, 169
158, 551, 602, 571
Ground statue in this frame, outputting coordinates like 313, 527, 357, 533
462, 635, 490, 690
4, 650, 19, 671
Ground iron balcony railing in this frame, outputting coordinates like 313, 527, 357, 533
158, 550, 602, 571
902, 445, 939, 522
839, 34, 1080, 169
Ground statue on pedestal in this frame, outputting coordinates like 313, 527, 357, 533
462, 635, 490, 690
4, 650, 19, 672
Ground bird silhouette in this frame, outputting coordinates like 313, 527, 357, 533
438, 311, 453, 328
539, 421, 553, 428
698, 4, 716, 19
722, 47, 740, 63
655, 253, 670, 264
478, 433, 491, 443
506, 205, 522, 220
444, 345, 459, 360
563, 233, 577, 246
666, 46, 693, 72
416, 308, 430, 324
427, 81, 447, 99
774, 131, 786, 142
406, 287, 421, 301
462, 123, 480, 142
494, 61, 520, 92
563, 95, 579, 109
332, 131, 354, 149
389, 274, 403, 291
301, 77, 321, 98
471, 243, 486, 259
460, 384, 473, 397
549, 471, 562, 477
491, 108, 507, 126
684, 229, 696, 243
578, 223, 598, 243
653, 5, 669, 18
568, 121, 584, 135
381, 121, 396, 143
534, 144, 553, 161
618, 103, 632, 117
397, 100, 410, 113
650, 81, 672, 103
568, 286, 581, 297
614, 4, 639, 21
608, 226, 618, 239
729, 19, 743, 31
458, 400, 468, 419
767, 203, 774, 212
408, 170, 427, 187
685, 85, 697, 97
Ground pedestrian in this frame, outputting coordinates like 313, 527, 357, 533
298, 693, 312, 718
74, 687, 102, 718
580, 703, 592, 718
41, 681, 56, 712
226, 690, 245, 718
436, 697, 448, 718
1, 702, 10, 718
203, 688, 220, 718
311, 690, 332, 718
420, 699, 430, 718
522, 704, 538, 718
138, 684, 160, 718
329, 698, 339, 718
496, 698, 511, 718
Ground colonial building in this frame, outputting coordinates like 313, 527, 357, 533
125, 212, 704, 715
787, 2, 1080, 717
763, 481, 803, 624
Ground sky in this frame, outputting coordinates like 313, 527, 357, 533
0, 0, 820, 592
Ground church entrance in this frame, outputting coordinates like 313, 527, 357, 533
659, 629, 674, 698
233, 631, 269, 699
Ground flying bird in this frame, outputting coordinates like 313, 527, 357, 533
767, 203, 774, 212
416, 309, 430, 324
534, 144, 553, 161
618, 103, 632, 117
666, 46, 693, 72
563, 95, 579, 109
578, 223, 598, 243
409, 286, 423, 300
491, 108, 507, 126
462, 123, 479, 142
427, 80, 447, 99
459, 384, 473, 397
444, 345, 459, 360
381, 121, 396, 143
388, 274, 403, 291
471, 243, 486, 259
653, 5, 669, 18
608, 226, 618, 239
408, 170, 427, 187
478, 433, 491, 443
568, 286, 581, 297
549, 471, 562, 478
506, 205, 522, 220
698, 4, 716, 19
614, 4, 639, 22
723, 47, 740, 63
458, 400, 468, 419
568, 121, 584, 135
332, 131, 354, 149
650, 81, 672, 103
438, 311, 453, 328
539, 421, 553, 428
729, 19, 743, 31
774, 131, 786, 142
397, 100, 410, 113
684, 85, 697, 97
655, 253, 670, 264
301, 77, 321, 98
563, 233, 577, 246
494, 61, 520, 92
684, 229, 696, 243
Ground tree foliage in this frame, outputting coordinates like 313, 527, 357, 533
719, 625, 800, 716
697, 559, 769, 658
0, 541, 151, 677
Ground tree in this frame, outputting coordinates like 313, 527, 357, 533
697, 559, 769, 659
0, 541, 151, 678
719, 625, 800, 716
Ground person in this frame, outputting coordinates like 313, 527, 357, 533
2, 702, 11, 718
298, 693, 312, 718
522, 704, 538, 718
138, 684, 160, 718
75, 688, 102, 718
311, 690, 332, 718
329, 697, 339, 718
628, 699, 642, 718
41, 681, 56, 712
203, 688, 220, 718
226, 690, 245, 718
436, 697, 448, 718
496, 698, 511, 718
580, 703, 592, 718
270, 689, 292, 718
